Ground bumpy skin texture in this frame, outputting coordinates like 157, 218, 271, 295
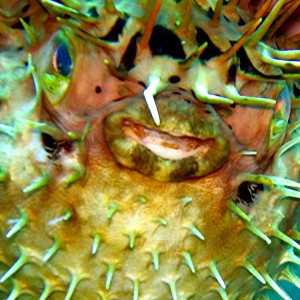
0, 0, 299, 299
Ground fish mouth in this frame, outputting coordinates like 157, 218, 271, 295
104, 89, 230, 182
122, 118, 216, 160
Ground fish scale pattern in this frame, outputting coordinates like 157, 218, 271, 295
0, 0, 299, 300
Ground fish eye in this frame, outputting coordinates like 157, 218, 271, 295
234, 181, 264, 210
41, 32, 73, 105
52, 43, 72, 77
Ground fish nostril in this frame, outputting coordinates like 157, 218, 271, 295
95, 86, 102, 94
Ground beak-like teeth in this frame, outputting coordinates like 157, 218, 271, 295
143, 86, 161, 126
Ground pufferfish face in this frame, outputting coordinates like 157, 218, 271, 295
0, 1, 299, 300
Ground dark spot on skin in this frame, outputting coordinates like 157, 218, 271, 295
22, 4, 30, 13
169, 75, 181, 83
119, 32, 140, 70
149, 25, 186, 59
207, 8, 214, 19
204, 110, 211, 114
195, 28, 222, 60
227, 63, 236, 85
235, 182, 264, 207
95, 86, 102, 94
102, 18, 127, 42
87, 7, 99, 18
238, 17, 246, 26
236, 48, 259, 75
293, 84, 300, 98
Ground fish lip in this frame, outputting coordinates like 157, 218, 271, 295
121, 118, 216, 160
103, 88, 230, 182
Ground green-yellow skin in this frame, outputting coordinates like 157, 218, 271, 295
0, 0, 299, 299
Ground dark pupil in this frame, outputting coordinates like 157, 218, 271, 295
56, 44, 72, 76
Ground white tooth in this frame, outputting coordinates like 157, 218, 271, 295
143, 76, 161, 126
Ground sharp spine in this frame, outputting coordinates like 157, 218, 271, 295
240, 150, 258, 156
43, 239, 61, 262
179, 197, 193, 206
134, 195, 147, 203
278, 187, 300, 200
151, 249, 161, 271
193, 84, 233, 105
39, 281, 53, 300
224, 85, 276, 106
279, 246, 300, 265
166, 278, 179, 300
65, 165, 84, 185
64, 273, 82, 300
91, 233, 102, 255
26, 54, 41, 103
41, 0, 95, 21
143, 75, 161, 126
274, 137, 300, 160
152, 216, 168, 226
138, 0, 163, 50
246, 0, 286, 45
20, 18, 38, 44
217, 287, 229, 300
63, 208, 73, 221
6, 210, 28, 238
245, 223, 272, 245
105, 263, 116, 290
237, 173, 300, 189
185, 223, 205, 240
107, 203, 120, 219
209, 261, 226, 289
211, 0, 223, 24
0, 249, 28, 283
243, 261, 266, 284
23, 169, 50, 194
26, 121, 61, 137
262, 271, 292, 300
218, 18, 262, 62
127, 231, 136, 249
6, 281, 22, 300
182, 252, 196, 273
227, 200, 252, 222
271, 228, 300, 251
132, 279, 139, 300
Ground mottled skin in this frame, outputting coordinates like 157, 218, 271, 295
0, 1, 300, 300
